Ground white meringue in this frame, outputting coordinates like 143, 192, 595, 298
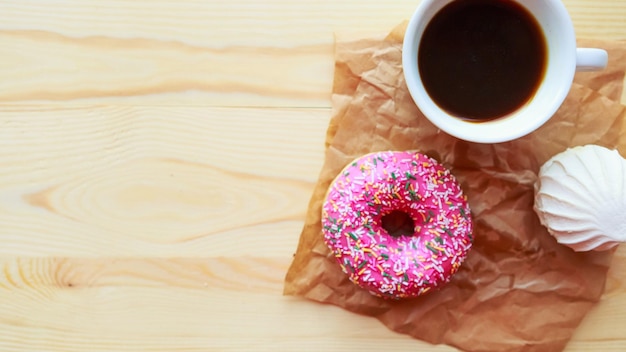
534, 145, 626, 251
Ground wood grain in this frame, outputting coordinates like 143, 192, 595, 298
0, 106, 328, 257
1, 0, 626, 351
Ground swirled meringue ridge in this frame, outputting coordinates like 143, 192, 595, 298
534, 145, 626, 251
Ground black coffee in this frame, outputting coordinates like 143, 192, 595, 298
418, 0, 547, 121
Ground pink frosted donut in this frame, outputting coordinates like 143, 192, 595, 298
321, 151, 473, 299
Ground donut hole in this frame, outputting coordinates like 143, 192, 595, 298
381, 210, 416, 238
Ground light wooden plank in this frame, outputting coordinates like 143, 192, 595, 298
0, 106, 329, 257
0, 31, 334, 107
0, 0, 624, 107
0, 0, 421, 47
0, 257, 456, 352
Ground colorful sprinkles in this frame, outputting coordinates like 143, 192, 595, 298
321, 151, 473, 299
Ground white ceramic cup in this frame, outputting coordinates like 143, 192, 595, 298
402, 0, 608, 144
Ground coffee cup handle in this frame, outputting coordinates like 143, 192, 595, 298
576, 48, 608, 71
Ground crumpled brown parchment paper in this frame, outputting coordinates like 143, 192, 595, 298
284, 22, 626, 352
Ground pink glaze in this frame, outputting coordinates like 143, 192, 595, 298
321, 151, 473, 299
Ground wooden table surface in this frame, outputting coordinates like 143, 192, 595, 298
1, 1, 626, 351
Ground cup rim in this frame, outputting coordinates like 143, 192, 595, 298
402, 0, 578, 144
